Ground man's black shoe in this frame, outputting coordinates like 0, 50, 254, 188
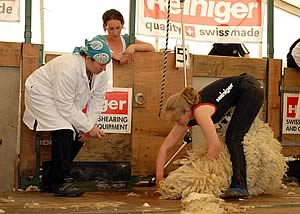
40, 184, 53, 193
52, 179, 84, 197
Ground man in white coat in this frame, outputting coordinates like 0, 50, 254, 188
23, 38, 112, 197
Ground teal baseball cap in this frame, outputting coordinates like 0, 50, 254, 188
73, 38, 111, 64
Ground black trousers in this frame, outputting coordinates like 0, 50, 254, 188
45, 129, 83, 185
225, 75, 264, 189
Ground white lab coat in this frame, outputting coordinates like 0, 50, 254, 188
23, 54, 108, 134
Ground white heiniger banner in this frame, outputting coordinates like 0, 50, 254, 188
137, 0, 266, 43
0, 0, 20, 22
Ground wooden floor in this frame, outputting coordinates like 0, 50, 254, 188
1, 184, 300, 214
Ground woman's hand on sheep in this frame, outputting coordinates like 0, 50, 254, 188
156, 176, 165, 186
206, 142, 222, 160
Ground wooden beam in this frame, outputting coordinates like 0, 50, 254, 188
131, 52, 193, 176
282, 68, 300, 90
192, 55, 267, 79
0, 42, 22, 67
20, 43, 42, 176
282, 145, 300, 157
266, 59, 282, 139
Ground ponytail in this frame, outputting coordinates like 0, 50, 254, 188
163, 86, 199, 122
180, 87, 199, 105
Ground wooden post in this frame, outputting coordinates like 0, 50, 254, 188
266, 58, 282, 139
19, 43, 42, 177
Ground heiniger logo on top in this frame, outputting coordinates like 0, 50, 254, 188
144, 0, 262, 26
138, 0, 265, 43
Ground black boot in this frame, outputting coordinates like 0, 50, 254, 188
223, 186, 249, 199
40, 161, 53, 192
52, 178, 84, 197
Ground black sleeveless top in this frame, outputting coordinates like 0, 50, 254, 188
188, 74, 245, 126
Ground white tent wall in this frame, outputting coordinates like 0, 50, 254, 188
271, 7, 300, 64
0, 0, 299, 60
0, 0, 41, 44
0, 0, 130, 52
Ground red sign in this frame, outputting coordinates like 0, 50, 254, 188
143, 0, 263, 26
286, 96, 299, 118
185, 25, 196, 37
101, 91, 129, 114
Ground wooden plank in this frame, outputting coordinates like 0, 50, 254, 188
192, 55, 267, 79
131, 52, 192, 176
0, 42, 21, 189
0, 67, 20, 191
266, 59, 282, 139
76, 134, 131, 162
282, 67, 300, 90
0, 42, 22, 67
112, 60, 134, 88
20, 52, 286, 176
282, 146, 300, 157
44, 53, 59, 63
20, 43, 43, 176
282, 135, 300, 147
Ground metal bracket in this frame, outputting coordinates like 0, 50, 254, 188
134, 93, 145, 105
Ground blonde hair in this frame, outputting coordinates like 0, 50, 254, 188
163, 87, 199, 122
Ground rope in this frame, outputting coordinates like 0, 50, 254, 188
180, 0, 187, 87
157, 0, 192, 167
158, 0, 171, 117
178, 0, 192, 145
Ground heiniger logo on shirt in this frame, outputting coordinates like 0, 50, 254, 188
216, 83, 233, 102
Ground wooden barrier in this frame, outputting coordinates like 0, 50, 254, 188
192, 54, 267, 79
19, 43, 44, 177
192, 55, 281, 139
0, 42, 43, 189
18, 52, 283, 177
0, 42, 22, 191
0, 39, 290, 189
0, 42, 21, 67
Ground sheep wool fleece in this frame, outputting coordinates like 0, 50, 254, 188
158, 118, 287, 199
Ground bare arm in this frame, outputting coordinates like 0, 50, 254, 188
156, 124, 189, 184
112, 52, 123, 61
121, 40, 155, 64
125, 39, 155, 54
194, 105, 222, 160
127, 39, 155, 53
